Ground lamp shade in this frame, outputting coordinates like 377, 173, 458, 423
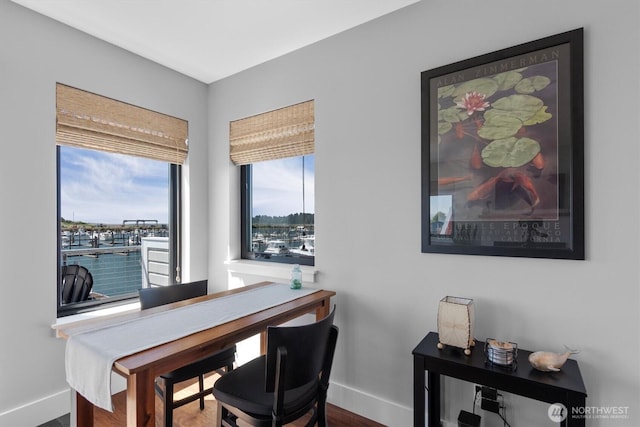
437, 296, 475, 355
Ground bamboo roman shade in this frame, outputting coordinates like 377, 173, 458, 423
229, 100, 314, 165
56, 83, 189, 164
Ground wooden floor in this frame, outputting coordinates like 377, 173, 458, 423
94, 374, 385, 427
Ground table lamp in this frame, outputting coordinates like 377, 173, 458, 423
437, 296, 475, 355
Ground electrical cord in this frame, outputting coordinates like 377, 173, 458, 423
473, 389, 479, 415
498, 409, 511, 427
471, 388, 511, 427
496, 392, 511, 427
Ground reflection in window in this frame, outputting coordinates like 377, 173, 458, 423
58, 146, 174, 315
242, 155, 314, 266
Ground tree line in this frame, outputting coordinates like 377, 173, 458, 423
253, 213, 314, 225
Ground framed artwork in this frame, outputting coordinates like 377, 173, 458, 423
421, 28, 584, 259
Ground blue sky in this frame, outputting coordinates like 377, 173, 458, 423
60, 147, 314, 224
60, 146, 169, 224
250, 155, 315, 217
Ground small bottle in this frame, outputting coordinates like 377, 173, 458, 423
290, 264, 302, 289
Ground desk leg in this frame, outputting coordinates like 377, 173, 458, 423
126, 371, 155, 427
414, 355, 425, 427
260, 331, 267, 355
76, 391, 94, 427
566, 394, 586, 427
315, 297, 331, 320
427, 371, 440, 427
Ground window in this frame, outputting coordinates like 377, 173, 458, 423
56, 84, 187, 316
241, 155, 314, 266
231, 100, 315, 266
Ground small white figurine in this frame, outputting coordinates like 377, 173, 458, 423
528, 347, 579, 372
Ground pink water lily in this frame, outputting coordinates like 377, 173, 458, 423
456, 92, 490, 116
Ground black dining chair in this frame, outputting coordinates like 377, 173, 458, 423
138, 280, 236, 427
60, 264, 94, 304
212, 306, 338, 427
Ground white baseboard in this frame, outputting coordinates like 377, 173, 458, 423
0, 389, 70, 427
3, 381, 416, 427
0, 375, 127, 427
327, 381, 412, 427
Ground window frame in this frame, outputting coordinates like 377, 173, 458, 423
56, 146, 181, 317
240, 161, 315, 267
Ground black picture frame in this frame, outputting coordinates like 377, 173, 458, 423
421, 28, 584, 260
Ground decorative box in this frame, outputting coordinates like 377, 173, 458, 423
484, 338, 518, 370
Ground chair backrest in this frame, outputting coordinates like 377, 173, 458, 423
138, 280, 208, 310
265, 306, 337, 393
61, 265, 93, 304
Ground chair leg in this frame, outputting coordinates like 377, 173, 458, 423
215, 400, 223, 427
199, 374, 205, 410
165, 380, 174, 427
316, 395, 328, 427
303, 407, 318, 427
220, 405, 239, 427
271, 415, 283, 427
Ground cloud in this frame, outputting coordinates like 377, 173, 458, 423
60, 147, 169, 224
252, 156, 315, 216
60, 148, 315, 223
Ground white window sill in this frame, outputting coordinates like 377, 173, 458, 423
52, 301, 141, 329
225, 259, 317, 283
53, 262, 317, 329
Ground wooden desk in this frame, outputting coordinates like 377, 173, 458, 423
55, 282, 335, 427
413, 332, 587, 427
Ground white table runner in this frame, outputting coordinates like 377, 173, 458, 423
65, 283, 318, 411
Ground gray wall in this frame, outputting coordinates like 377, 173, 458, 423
0, 1, 209, 425
2, 0, 640, 426
208, 1, 640, 426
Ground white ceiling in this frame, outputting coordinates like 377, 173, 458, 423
11, 0, 419, 84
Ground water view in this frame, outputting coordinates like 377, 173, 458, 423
251, 221, 315, 261
59, 146, 315, 307
61, 222, 169, 299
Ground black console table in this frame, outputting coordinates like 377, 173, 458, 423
413, 332, 587, 426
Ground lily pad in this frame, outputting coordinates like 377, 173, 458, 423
515, 76, 551, 94
452, 78, 499, 100
491, 94, 544, 122
439, 106, 468, 123
438, 121, 452, 135
481, 137, 541, 167
523, 106, 553, 126
438, 85, 456, 98
493, 71, 523, 91
477, 112, 523, 140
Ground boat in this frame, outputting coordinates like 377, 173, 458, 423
264, 240, 289, 254
252, 237, 266, 252
289, 236, 315, 256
